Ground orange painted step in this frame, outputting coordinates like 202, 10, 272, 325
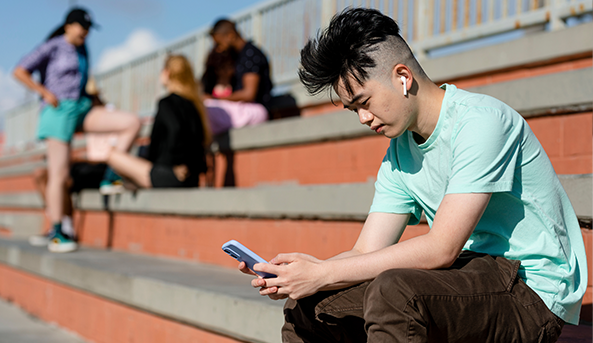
210, 112, 592, 188
0, 112, 590, 191
0, 246, 590, 343
0, 264, 241, 343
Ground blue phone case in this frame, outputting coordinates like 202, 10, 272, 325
222, 240, 277, 278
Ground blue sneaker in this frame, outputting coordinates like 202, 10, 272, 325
99, 166, 125, 195
48, 230, 78, 253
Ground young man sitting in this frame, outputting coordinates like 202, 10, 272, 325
239, 8, 587, 342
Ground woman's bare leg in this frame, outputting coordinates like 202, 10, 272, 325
82, 106, 141, 152
45, 139, 70, 224
107, 150, 153, 188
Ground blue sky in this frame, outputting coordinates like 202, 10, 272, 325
0, 0, 263, 113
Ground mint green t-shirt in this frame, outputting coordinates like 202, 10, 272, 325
370, 84, 587, 324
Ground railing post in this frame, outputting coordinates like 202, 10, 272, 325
547, 0, 566, 31
413, 0, 430, 59
156, 49, 168, 101
251, 9, 263, 47
121, 64, 132, 112
321, 0, 336, 29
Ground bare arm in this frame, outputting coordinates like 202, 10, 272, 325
221, 73, 259, 102
13, 66, 58, 107
254, 192, 491, 300
327, 211, 410, 261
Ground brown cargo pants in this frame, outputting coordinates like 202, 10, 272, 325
282, 251, 564, 343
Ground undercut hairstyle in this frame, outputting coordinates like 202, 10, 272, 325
299, 7, 426, 97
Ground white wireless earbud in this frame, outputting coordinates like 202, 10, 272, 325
401, 76, 407, 96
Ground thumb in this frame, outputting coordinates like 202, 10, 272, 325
270, 253, 299, 265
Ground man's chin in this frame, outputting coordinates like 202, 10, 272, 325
383, 130, 404, 139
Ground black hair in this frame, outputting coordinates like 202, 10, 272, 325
201, 47, 238, 94
299, 7, 402, 96
210, 18, 237, 36
46, 25, 66, 41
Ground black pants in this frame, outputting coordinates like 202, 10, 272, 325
282, 252, 564, 343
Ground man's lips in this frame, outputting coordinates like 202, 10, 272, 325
370, 124, 384, 133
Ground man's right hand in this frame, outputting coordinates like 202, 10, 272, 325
238, 261, 287, 300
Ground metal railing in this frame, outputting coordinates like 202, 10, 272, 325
3, 0, 591, 151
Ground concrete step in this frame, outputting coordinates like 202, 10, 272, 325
0, 238, 283, 343
0, 297, 87, 343
0, 93, 590, 190
0, 237, 590, 343
0, 172, 588, 267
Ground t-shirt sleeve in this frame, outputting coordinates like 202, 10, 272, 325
18, 40, 55, 73
238, 46, 267, 74
447, 107, 522, 194
369, 147, 423, 225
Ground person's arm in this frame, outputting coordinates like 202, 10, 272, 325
220, 73, 259, 102
13, 66, 58, 107
14, 40, 58, 107
147, 98, 173, 164
327, 210, 411, 261
251, 192, 491, 300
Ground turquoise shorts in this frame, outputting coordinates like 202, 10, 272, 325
37, 97, 92, 143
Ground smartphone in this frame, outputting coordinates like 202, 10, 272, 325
222, 240, 277, 278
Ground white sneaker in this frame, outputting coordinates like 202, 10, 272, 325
99, 180, 125, 195
47, 230, 78, 253
29, 231, 52, 246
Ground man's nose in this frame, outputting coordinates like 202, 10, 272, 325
358, 109, 373, 126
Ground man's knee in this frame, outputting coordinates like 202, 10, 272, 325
129, 114, 141, 133
365, 268, 419, 306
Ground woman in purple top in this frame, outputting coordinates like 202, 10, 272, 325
13, 8, 141, 253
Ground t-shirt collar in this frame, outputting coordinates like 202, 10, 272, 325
415, 83, 456, 150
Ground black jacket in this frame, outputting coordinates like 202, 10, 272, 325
147, 93, 207, 176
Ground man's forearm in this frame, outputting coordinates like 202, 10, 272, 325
326, 248, 364, 261
318, 231, 457, 291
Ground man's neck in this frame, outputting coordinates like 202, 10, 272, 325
412, 80, 445, 142
233, 38, 247, 52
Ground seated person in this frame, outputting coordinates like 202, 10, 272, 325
240, 8, 587, 342
202, 47, 237, 99
202, 19, 271, 134
104, 54, 211, 188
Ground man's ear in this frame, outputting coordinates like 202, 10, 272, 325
392, 64, 413, 95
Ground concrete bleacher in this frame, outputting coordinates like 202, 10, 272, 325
0, 172, 589, 343
0, 7, 591, 343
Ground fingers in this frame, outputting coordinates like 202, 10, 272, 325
238, 261, 256, 276
251, 277, 267, 288
269, 294, 289, 300
173, 165, 188, 181
270, 253, 300, 265
43, 92, 59, 107
253, 262, 283, 277
258, 285, 278, 296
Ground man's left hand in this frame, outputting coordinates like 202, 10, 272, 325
252, 253, 325, 300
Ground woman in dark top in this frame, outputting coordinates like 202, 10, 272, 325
105, 55, 211, 188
